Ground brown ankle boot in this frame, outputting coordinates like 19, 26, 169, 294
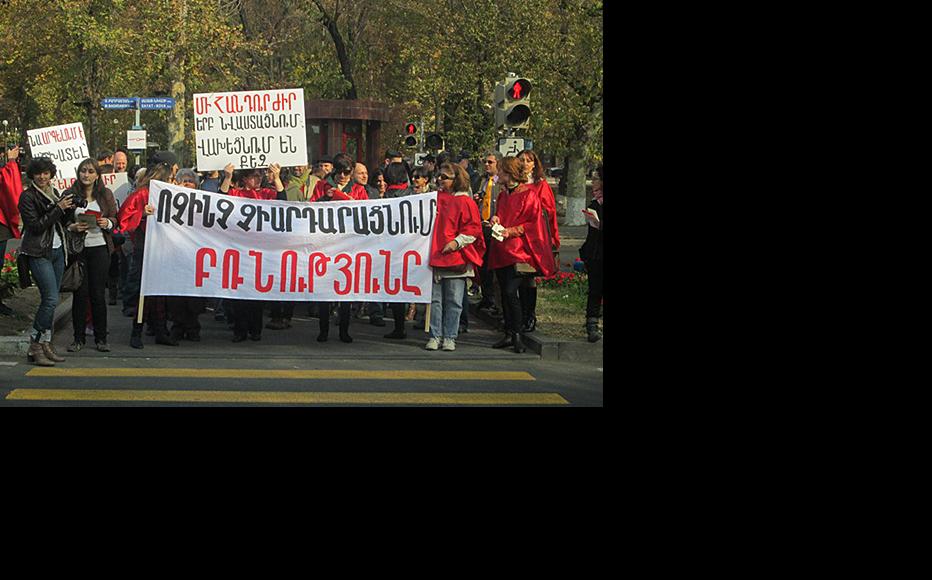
41, 341, 66, 363
27, 342, 55, 366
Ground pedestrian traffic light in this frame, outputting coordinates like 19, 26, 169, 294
502, 75, 532, 130
426, 133, 444, 150
404, 122, 418, 148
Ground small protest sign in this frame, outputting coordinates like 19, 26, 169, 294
27, 122, 89, 191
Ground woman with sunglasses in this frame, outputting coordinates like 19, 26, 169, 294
308, 154, 367, 343
426, 163, 484, 352
487, 156, 556, 353
62, 158, 118, 353
516, 149, 559, 333
117, 159, 176, 349
219, 162, 287, 342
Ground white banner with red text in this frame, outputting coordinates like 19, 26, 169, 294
26, 122, 89, 191
140, 181, 437, 303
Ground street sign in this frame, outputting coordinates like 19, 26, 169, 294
127, 130, 147, 150
414, 152, 429, 166
497, 138, 532, 157
101, 98, 138, 110
139, 97, 176, 110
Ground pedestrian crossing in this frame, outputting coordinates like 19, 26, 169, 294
4, 366, 569, 406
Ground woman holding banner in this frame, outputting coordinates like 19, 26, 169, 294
219, 162, 286, 342
118, 158, 175, 349
425, 163, 485, 352
487, 156, 556, 354
17, 157, 77, 366
308, 155, 366, 343
62, 158, 118, 353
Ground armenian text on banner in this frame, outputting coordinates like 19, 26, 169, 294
26, 122, 89, 191
140, 181, 437, 303
193, 88, 307, 171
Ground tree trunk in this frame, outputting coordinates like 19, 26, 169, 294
167, 0, 187, 164
564, 144, 587, 226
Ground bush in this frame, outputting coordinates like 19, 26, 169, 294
1, 251, 19, 299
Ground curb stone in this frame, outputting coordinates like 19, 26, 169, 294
0, 294, 73, 356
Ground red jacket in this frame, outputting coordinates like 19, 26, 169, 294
533, 179, 560, 250
488, 183, 556, 277
117, 186, 149, 236
309, 177, 368, 202
227, 187, 280, 200
0, 159, 23, 238
430, 191, 485, 271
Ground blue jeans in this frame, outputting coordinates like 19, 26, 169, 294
430, 277, 466, 340
28, 247, 65, 340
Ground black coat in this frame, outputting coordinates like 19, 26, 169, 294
17, 183, 74, 259
579, 199, 603, 263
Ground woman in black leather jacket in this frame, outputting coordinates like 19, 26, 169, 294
17, 157, 82, 366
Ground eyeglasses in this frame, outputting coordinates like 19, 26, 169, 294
438, 174, 452, 180
339, 168, 353, 175
483, 160, 496, 164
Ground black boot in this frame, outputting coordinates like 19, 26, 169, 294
521, 287, 537, 333
586, 317, 602, 343
339, 318, 353, 343
513, 333, 527, 354
384, 304, 406, 339
156, 324, 179, 346
130, 323, 144, 349
492, 333, 514, 349
317, 314, 329, 342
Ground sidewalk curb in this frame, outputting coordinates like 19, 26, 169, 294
469, 302, 602, 363
0, 294, 73, 356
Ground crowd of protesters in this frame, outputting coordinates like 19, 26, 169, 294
0, 140, 595, 366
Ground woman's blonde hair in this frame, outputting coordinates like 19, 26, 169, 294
439, 162, 471, 193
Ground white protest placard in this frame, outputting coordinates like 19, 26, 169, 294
27, 122, 89, 191
127, 130, 147, 150
193, 88, 307, 171
140, 181, 437, 303
101, 173, 132, 206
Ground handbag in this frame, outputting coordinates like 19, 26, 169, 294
60, 257, 86, 293
16, 253, 33, 289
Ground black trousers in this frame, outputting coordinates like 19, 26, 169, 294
72, 245, 111, 343
232, 299, 263, 336
170, 297, 205, 333
318, 302, 351, 333
478, 226, 496, 306
495, 266, 525, 334
586, 259, 603, 319
270, 301, 295, 320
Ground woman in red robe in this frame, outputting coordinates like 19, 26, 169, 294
117, 161, 175, 349
487, 157, 556, 353
426, 163, 485, 351
219, 163, 286, 342
0, 146, 23, 316
516, 149, 559, 333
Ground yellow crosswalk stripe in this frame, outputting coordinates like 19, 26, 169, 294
25, 368, 535, 381
5, 389, 568, 405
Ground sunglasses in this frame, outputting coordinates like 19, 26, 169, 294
483, 160, 496, 164
339, 168, 353, 175
438, 174, 452, 180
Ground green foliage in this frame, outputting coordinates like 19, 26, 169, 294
1, 0, 602, 165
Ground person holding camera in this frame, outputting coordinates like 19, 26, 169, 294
17, 157, 79, 366
62, 158, 118, 353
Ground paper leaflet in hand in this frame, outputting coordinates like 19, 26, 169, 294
491, 223, 506, 241
582, 208, 600, 229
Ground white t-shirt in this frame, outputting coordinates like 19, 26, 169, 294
75, 200, 108, 248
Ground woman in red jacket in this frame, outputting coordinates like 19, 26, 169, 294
117, 161, 175, 349
425, 163, 485, 352
219, 162, 286, 342
487, 156, 556, 353
516, 149, 559, 333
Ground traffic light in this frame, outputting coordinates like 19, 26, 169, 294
425, 133, 444, 151
502, 75, 532, 130
404, 122, 418, 148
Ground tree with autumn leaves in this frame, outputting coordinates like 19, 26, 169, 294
1, 0, 601, 222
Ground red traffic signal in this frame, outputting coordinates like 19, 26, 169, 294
510, 79, 530, 100
405, 123, 417, 135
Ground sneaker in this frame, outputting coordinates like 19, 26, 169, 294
95, 342, 110, 352
67, 341, 84, 352
442, 338, 456, 351
425, 338, 440, 351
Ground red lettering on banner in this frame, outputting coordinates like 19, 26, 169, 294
380, 250, 400, 295
196, 248, 217, 287
308, 252, 329, 292
402, 251, 421, 296
355, 252, 372, 293
280, 251, 298, 292
195, 96, 208, 115
334, 254, 352, 295
223, 249, 243, 289
250, 250, 274, 292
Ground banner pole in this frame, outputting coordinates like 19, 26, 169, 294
136, 295, 145, 325
424, 304, 430, 333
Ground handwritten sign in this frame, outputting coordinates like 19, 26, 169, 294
27, 122, 89, 191
193, 88, 307, 171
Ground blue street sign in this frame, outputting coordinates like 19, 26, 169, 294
101, 98, 138, 110
139, 97, 176, 110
